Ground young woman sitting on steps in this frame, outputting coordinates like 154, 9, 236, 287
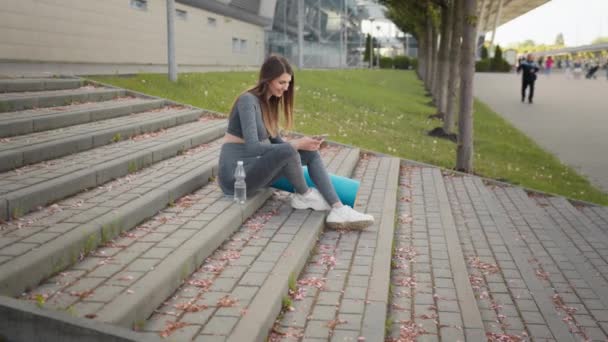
218, 55, 374, 230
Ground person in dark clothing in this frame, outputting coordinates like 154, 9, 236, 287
517, 54, 540, 104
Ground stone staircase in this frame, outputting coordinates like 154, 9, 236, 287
1, 77, 608, 342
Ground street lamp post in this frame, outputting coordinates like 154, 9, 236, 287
368, 18, 374, 69
166, 0, 177, 82
376, 25, 381, 69
297, 0, 304, 69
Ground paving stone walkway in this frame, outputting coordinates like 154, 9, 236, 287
271, 154, 399, 342
0, 139, 222, 296
0, 86, 113, 100
387, 167, 484, 342
483, 178, 607, 340
0, 118, 224, 196
0, 86, 124, 112
19, 145, 352, 340
0, 105, 195, 152
0, 96, 153, 122
0, 118, 225, 220
579, 206, 608, 233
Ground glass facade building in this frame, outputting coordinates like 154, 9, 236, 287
267, 0, 366, 68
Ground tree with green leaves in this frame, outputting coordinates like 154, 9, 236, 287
363, 34, 375, 67
481, 45, 489, 59
382, 0, 438, 90
382, 0, 478, 173
555, 33, 565, 46
592, 36, 608, 44
491, 44, 503, 70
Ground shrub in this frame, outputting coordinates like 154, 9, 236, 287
393, 56, 411, 69
476, 59, 491, 72
410, 58, 418, 70
497, 59, 512, 72
481, 45, 489, 59
380, 57, 394, 69
476, 46, 512, 73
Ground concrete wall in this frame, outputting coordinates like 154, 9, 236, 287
0, 0, 265, 67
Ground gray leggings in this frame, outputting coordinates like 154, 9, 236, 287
218, 143, 340, 205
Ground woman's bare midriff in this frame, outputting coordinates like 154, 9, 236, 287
224, 132, 244, 144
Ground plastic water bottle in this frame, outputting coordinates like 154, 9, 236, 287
234, 160, 246, 204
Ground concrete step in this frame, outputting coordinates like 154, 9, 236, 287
537, 196, 608, 252
526, 194, 608, 320
383, 168, 485, 342
0, 138, 225, 297
135, 146, 360, 341
0, 78, 82, 93
578, 206, 608, 235
0, 86, 125, 113
269, 155, 399, 342
445, 177, 547, 341
487, 184, 606, 341
0, 105, 210, 173
0, 96, 166, 137
0, 118, 226, 221
1, 295, 159, 342
17, 144, 358, 340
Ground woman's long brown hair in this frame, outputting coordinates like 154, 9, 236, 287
231, 55, 294, 137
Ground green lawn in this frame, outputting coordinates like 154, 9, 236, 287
89, 70, 608, 205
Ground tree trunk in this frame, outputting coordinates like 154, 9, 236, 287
425, 14, 433, 90
444, 0, 463, 134
430, 25, 438, 94
435, 1, 453, 115
456, 0, 477, 172
418, 33, 427, 80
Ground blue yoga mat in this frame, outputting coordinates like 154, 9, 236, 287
271, 166, 359, 207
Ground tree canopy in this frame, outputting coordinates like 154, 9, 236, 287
592, 36, 608, 44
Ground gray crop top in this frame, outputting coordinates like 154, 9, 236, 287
226, 92, 286, 155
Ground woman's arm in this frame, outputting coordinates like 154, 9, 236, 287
236, 94, 279, 155
237, 94, 320, 152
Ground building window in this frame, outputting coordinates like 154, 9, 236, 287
232, 38, 240, 53
130, 0, 147, 11
176, 9, 188, 20
232, 38, 248, 54
207, 17, 217, 27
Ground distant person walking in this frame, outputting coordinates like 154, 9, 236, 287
517, 54, 540, 104
545, 56, 554, 75
573, 59, 583, 79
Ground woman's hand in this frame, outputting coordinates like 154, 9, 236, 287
289, 137, 322, 151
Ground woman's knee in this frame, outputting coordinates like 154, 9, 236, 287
299, 150, 321, 164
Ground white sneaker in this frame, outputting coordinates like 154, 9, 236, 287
326, 205, 374, 230
291, 188, 331, 211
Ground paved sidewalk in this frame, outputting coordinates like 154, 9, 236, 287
272, 155, 399, 341
0, 105, 199, 155
387, 167, 484, 342
0, 118, 225, 220
491, 186, 608, 340
0, 139, 222, 295
18, 145, 351, 339
474, 72, 608, 193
